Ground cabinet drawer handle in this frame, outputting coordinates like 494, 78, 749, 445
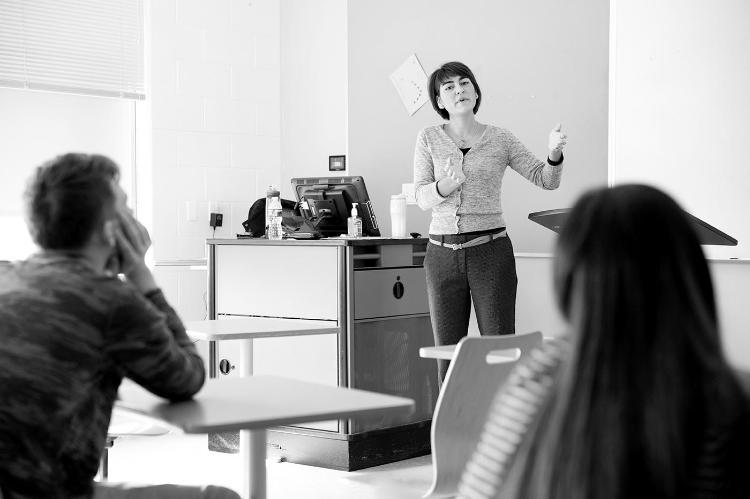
219, 358, 235, 375
393, 277, 404, 299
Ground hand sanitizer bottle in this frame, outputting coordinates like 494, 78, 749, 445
348, 202, 363, 237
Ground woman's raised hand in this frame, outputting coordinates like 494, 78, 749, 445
548, 123, 568, 154
443, 157, 466, 186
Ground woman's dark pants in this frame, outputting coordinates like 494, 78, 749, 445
424, 234, 517, 381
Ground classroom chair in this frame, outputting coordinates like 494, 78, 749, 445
424, 331, 543, 498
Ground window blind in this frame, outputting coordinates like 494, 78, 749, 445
0, 0, 145, 99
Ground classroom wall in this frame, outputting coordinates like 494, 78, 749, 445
610, 0, 750, 260
608, 0, 750, 365
148, 0, 281, 320
5, 2, 743, 367
279, 0, 347, 200
515, 256, 750, 370
514, 256, 564, 338
347, 0, 609, 249
711, 261, 750, 369
513, 0, 750, 369
148, 0, 750, 363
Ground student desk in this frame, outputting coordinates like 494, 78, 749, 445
184, 317, 341, 495
185, 317, 341, 377
116, 376, 414, 499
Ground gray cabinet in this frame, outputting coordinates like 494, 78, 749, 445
207, 238, 438, 470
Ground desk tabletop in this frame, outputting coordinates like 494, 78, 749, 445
116, 376, 414, 433
185, 317, 339, 340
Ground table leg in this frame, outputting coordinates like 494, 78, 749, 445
241, 429, 267, 499
239, 338, 254, 377
239, 338, 261, 498
209, 340, 217, 378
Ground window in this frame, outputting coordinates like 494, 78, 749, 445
0, 89, 136, 260
0, 0, 144, 260
0, 0, 145, 99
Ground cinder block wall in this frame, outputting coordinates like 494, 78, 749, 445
149, 0, 280, 321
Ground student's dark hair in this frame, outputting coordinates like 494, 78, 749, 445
512, 184, 745, 499
428, 61, 482, 120
25, 153, 120, 250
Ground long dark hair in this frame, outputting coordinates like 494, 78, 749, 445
513, 184, 744, 498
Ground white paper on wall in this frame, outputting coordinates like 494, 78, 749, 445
390, 54, 429, 116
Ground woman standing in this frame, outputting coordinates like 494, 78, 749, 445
414, 61, 567, 380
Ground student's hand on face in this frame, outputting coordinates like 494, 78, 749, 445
104, 249, 122, 277
104, 226, 127, 277
115, 209, 151, 269
443, 158, 466, 185
548, 123, 568, 153
114, 210, 158, 293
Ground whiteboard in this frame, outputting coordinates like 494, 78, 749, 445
611, 0, 750, 259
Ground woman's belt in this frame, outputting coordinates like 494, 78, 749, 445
429, 230, 507, 251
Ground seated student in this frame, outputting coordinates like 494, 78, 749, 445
457, 184, 750, 499
0, 153, 239, 499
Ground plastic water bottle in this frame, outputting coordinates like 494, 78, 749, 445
267, 196, 283, 240
390, 194, 407, 238
268, 215, 283, 240
265, 186, 281, 238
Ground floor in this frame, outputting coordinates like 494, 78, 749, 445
103, 432, 435, 498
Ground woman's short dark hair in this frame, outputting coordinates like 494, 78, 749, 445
428, 61, 482, 120
511, 184, 746, 498
25, 153, 120, 250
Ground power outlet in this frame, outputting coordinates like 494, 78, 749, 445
209, 213, 223, 228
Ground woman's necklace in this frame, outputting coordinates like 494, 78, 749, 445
449, 121, 482, 148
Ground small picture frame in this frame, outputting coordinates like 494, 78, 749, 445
329, 155, 346, 172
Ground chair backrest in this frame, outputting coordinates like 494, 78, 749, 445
424, 331, 544, 498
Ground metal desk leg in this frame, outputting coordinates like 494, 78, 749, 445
240, 338, 254, 377
239, 338, 261, 498
241, 429, 267, 499
209, 340, 217, 378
